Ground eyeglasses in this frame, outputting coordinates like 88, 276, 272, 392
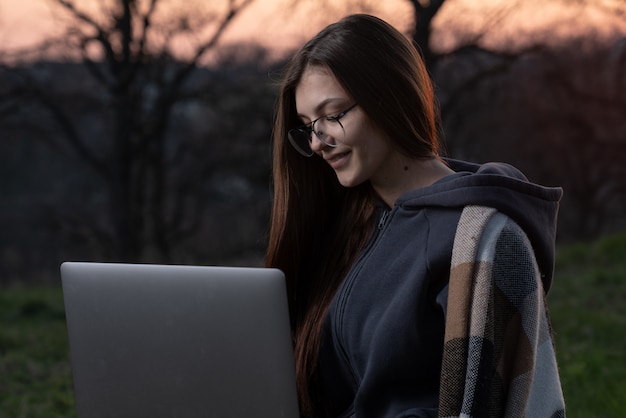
288, 103, 358, 157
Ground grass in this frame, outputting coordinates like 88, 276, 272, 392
0, 234, 625, 417
0, 286, 76, 417
549, 233, 626, 417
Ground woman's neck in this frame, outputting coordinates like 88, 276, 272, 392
371, 156, 455, 207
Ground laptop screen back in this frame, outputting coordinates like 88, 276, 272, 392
61, 262, 299, 418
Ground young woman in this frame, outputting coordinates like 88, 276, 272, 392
266, 14, 566, 418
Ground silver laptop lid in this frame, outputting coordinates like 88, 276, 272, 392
61, 262, 299, 418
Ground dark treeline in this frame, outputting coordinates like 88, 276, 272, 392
436, 37, 626, 242
1, 33, 625, 284
0, 49, 280, 283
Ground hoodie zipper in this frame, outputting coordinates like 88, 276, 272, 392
334, 206, 392, 384
378, 208, 390, 230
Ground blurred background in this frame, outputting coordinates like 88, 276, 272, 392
0, 0, 624, 416
1, 0, 624, 283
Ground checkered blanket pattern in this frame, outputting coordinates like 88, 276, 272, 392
439, 206, 566, 418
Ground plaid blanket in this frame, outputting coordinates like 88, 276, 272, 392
439, 206, 566, 418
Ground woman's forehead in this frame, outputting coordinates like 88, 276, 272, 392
294, 67, 349, 116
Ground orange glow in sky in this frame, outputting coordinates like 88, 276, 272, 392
1, 0, 625, 63
0, 0, 412, 61
0, 0, 58, 50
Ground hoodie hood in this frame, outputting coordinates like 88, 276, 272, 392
396, 158, 563, 292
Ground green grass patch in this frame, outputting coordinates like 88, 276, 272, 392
549, 233, 626, 417
0, 286, 76, 418
1, 234, 625, 416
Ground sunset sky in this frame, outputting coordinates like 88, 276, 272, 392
0, 0, 411, 58
1, 0, 625, 62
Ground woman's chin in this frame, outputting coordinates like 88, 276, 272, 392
335, 172, 365, 188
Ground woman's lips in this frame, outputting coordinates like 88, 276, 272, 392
325, 151, 350, 170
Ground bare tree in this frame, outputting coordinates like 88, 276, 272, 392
433, 27, 626, 239
405, 0, 445, 69
5, 0, 257, 263
524, 39, 626, 239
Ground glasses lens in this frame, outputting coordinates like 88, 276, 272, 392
287, 115, 348, 157
313, 118, 345, 148
288, 128, 314, 157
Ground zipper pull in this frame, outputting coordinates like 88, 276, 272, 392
378, 209, 389, 230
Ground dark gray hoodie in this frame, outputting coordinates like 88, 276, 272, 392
317, 159, 563, 417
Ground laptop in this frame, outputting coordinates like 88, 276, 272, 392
60, 262, 299, 418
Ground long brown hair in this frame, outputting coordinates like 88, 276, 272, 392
265, 14, 441, 417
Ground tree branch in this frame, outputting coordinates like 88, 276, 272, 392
136, 0, 160, 63
438, 44, 546, 117
172, 0, 255, 86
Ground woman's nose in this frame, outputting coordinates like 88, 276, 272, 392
309, 130, 327, 153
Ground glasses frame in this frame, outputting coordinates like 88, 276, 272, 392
288, 103, 358, 157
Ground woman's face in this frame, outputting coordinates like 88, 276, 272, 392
294, 66, 398, 189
